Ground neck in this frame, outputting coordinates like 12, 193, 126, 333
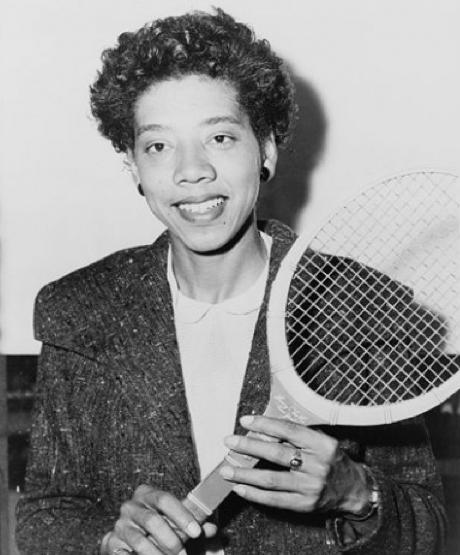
170, 220, 268, 303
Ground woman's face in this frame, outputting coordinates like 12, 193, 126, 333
129, 75, 276, 255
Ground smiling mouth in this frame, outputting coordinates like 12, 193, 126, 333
176, 196, 227, 214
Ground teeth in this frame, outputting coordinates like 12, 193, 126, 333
178, 197, 225, 214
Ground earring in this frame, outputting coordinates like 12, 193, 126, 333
137, 184, 145, 197
260, 166, 270, 183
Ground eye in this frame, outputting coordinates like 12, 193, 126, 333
147, 142, 168, 154
211, 134, 235, 147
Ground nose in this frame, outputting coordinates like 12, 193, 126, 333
173, 142, 217, 185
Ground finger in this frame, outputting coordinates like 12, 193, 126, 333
202, 522, 218, 538
118, 490, 202, 555
103, 532, 133, 555
139, 510, 185, 554
286, 447, 327, 477
131, 486, 202, 540
239, 416, 338, 461
222, 465, 326, 501
220, 465, 308, 492
240, 415, 317, 447
114, 520, 163, 555
231, 483, 316, 513
225, 435, 311, 470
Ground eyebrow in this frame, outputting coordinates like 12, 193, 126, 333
136, 115, 244, 138
136, 124, 167, 137
203, 115, 243, 126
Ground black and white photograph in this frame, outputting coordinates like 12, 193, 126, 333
1, 1, 459, 554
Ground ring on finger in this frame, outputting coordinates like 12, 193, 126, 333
113, 549, 132, 555
289, 448, 303, 470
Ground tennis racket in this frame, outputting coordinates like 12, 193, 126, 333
181, 169, 460, 523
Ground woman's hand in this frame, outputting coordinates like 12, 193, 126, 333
219, 415, 371, 516
101, 485, 217, 555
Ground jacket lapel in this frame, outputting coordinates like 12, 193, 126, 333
102, 234, 200, 494
235, 221, 296, 435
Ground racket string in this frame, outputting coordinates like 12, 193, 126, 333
284, 171, 459, 407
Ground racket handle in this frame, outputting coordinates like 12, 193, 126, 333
182, 448, 260, 523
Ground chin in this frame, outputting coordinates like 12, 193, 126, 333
172, 213, 255, 255
187, 237, 232, 255
176, 228, 234, 255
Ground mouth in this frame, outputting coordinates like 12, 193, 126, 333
175, 196, 227, 215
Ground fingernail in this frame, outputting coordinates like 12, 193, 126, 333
240, 415, 254, 427
219, 466, 234, 479
224, 436, 238, 448
187, 521, 201, 538
233, 485, 246, 497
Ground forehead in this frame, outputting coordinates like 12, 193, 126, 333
133, 75, 247, 130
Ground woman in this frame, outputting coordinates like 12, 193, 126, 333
16, 9, 446, 555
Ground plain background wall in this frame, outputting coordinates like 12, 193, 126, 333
1, 0, 460, 354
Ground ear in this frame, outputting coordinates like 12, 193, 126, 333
261, 133, 278, 181
126, 149, 140, 184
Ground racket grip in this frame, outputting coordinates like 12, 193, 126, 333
182, 449, 260, 523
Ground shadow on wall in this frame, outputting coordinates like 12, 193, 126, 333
258, 73, 328, 229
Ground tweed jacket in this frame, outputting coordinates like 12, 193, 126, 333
16, 220, 447, 555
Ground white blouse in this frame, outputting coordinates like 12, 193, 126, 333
167, 234, 272, 554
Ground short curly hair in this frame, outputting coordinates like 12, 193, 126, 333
90, 9, 297, 153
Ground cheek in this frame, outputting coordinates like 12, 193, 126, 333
144, 200, 176, 231
142, 174, 169, 201
228, 156, 260, 189
240, 167, 261, 201
143, 183, 173, 217
145, 194, 170, 216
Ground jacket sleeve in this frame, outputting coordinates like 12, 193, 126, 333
325, 417, 448, 554
15, 344, 116, 555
